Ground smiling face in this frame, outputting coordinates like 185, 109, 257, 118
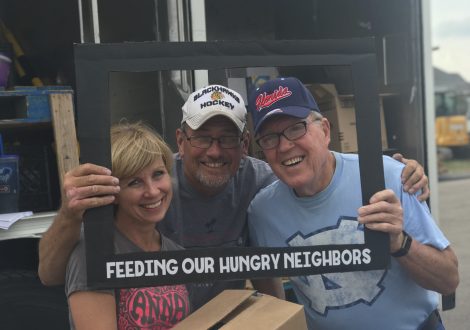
115, 157, 173, 226
258, 113, 335, 197
110, 122, 174, 228
176, 116, 249, 196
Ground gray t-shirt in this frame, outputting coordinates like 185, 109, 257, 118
65, 228, 190, 329
158, 155, 276, 310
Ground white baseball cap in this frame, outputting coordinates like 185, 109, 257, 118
181, 85, 247, 132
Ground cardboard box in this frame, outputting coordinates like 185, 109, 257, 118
307, 84, 388, 153
173, 290, 307, 330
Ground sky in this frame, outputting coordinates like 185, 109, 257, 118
431, 0, 470, 81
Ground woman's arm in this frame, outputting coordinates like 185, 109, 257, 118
69, 291, 117, 330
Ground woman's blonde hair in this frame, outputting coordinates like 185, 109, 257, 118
110, 121, 173, 179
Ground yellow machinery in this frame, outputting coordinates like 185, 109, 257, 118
435, 91, 469, 152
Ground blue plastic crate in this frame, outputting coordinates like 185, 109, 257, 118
0, 86, 73, 123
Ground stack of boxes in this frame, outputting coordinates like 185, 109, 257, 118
306, 83, 388, 153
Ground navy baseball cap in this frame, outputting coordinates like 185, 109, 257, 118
248, 77, 320, 134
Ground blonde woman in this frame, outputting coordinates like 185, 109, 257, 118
65, 122, 191, 329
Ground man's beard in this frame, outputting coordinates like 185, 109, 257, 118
195, 170, 231, 189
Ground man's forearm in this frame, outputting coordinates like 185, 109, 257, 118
38, 212, 82, 286
396, 243, 459, 295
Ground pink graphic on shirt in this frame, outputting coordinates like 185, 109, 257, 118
117, 285, 190, 330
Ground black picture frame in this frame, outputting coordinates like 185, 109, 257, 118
74, 38, 388, 289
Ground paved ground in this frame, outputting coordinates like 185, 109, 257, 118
438, 178, 470, 328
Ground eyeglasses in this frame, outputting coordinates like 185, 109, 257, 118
183, 131, 243, 149
256, 119, 320, 150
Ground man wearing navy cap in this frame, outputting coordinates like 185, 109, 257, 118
247, 77, 459, 329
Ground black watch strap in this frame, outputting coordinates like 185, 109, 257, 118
391, 230, 412, 257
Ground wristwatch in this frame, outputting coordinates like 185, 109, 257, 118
391, 230, 412, 257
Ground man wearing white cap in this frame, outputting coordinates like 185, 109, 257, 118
158, 85, 282, 309
38, 83, 430, 311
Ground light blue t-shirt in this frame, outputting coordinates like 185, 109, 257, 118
248, 152, 449, 330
